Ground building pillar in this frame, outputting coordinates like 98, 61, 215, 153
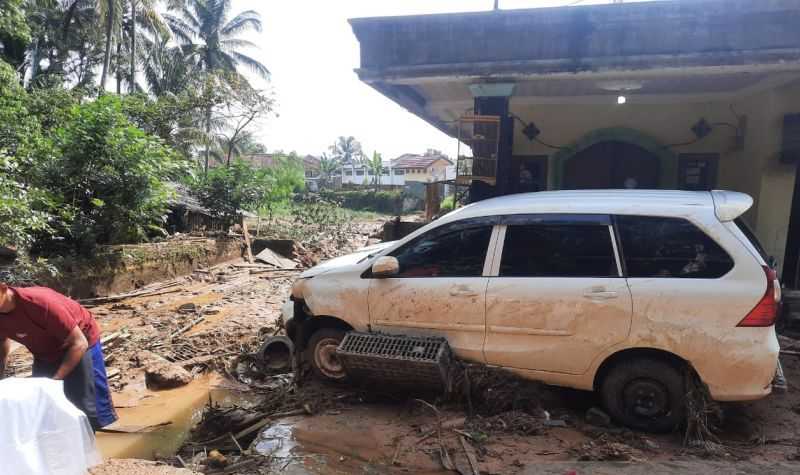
472, 95, 514, 200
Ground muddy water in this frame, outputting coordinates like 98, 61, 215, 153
96, 375, 254, 460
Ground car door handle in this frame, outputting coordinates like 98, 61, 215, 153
583, 290, 619, 300
450, 286, 479, 297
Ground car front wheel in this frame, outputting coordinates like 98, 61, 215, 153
600, 357, 686, 433
306, 328, 347, 381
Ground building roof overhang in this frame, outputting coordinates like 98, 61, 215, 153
350, 0, 800, 138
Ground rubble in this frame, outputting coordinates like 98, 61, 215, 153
142, 351, 193, 390
585, 407, 612, 428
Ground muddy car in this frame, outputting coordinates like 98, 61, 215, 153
282, 190, 781, 432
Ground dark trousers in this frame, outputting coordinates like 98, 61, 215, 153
33, 342, 118, 430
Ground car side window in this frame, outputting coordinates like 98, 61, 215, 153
389, 224, 493, 277
499, 224, 617, 277
616, 215, 734, 278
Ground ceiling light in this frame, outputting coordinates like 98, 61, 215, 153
617, 96, 627, 105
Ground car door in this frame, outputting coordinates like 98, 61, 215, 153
368, 218, 498, 363
484, 215, 633, 375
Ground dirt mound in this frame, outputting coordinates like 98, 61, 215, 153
90, 459, 197, 475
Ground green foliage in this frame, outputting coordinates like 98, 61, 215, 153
320, 190, 402, 214
193, 155, 304, 227
440, 195, 455, 212
329, 136, 363, 164
0, 150, 55, 249
42, 95, 185, 250
0, 0, 31, 66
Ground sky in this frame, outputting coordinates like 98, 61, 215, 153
237, 0, 653, 159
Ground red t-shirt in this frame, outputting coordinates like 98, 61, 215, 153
0, 287, 101, 363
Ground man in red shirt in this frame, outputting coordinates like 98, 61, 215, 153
0, 283, 117, 430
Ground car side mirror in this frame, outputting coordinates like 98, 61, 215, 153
372, 256, 399, 278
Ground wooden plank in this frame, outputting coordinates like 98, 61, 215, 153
242, 219, 254, 264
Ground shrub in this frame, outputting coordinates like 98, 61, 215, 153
440, 195, 455, 212
320, 190, 402, 214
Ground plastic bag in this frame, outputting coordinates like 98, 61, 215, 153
0, 378, 102, 475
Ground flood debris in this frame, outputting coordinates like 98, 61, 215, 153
142, 351, 193, 390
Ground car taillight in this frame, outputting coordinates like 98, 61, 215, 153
738, 266, 780, 327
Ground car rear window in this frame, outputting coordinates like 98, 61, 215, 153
734, 217, 770, 263
616, 216, 734, 279
499, 224, 617, 277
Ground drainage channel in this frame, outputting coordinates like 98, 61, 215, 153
96, 374, 256, 461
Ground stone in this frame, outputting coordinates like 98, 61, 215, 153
141, 351, 192, 390
177, 303, 197, 314
586, 407, 612, 427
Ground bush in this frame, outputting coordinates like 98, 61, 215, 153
440, 195, 455, 212
320, 190, 402, 214
42, 95, 186, 250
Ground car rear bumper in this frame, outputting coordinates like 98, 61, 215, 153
700, 328, 780, 402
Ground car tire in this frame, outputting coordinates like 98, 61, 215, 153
600, 357, 686, 433
306, 328, 348, 381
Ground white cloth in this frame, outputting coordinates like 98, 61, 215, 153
0, 378, 102, 475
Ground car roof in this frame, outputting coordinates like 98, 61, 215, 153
442, 189, 723, 223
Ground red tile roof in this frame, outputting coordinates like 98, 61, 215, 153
390, 154, 453, 169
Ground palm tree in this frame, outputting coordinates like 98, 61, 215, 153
318, 153, 340, 190
97, 0, 123, 90
165, 0, 269, 173
165, 0, 269, 78
330, 136, 363, 165
362, 151, 383, 192
127, 0, 165, 91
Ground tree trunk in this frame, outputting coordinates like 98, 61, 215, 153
130, 0, 136, 91
100, 0, 115, 91
116, 40, 122, 94
204, 106, 212, 175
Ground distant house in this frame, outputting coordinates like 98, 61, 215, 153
340, 160, 405, 187
241, 153, 321, 190
338, 153, 453, 187
390, 153, 454, 183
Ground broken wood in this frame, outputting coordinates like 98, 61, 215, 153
79, 281, 182, 305
170, 315, 205, 339
242, 219, 254, 264
100, 421, 172, 434
459, 435, 480, 475
254, 247, 297, 269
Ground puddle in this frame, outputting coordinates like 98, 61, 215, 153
252, 409, 447, 475
96, 374, 256, 460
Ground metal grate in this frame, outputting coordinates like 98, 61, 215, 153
337, 332, 453, 392
339, 333, 444, 362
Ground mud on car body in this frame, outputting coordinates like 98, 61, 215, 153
282, 190, 781, 432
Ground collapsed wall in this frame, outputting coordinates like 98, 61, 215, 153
41, 238, 243, 299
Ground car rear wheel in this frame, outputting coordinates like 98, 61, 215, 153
306, 328, 347, 381
600, 357, 686, 433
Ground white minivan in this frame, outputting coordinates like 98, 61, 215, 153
282, 190, 781, 431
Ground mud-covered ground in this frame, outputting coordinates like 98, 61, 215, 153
8, 215, 800, 474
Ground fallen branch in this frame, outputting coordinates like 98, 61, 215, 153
170, 316, 206, 339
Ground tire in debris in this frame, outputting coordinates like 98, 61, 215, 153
600, 357, 686, 433
306, 328, 348, 381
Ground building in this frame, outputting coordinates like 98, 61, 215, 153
350, 0, 800, 287
391, 153, 454, 183
340, 161, 406, 187
242, 153, 323, 190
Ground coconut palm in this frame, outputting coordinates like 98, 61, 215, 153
318, 153, 341, 190
164, 0, 269, 79
330, 136, 364, 165
164, 0, 268, 173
